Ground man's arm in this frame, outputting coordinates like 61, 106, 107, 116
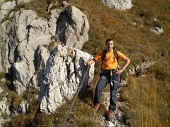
116, 55, 130, 75
87, 51, 103, 66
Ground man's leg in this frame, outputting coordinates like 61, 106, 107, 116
109, 75, 120, 111
94, 74, 108, 105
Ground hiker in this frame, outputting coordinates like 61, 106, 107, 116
88, 38, 130, 120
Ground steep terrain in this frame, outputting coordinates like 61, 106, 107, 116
0, 0, 170, 127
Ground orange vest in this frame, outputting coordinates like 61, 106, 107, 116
93, 50, 125, 70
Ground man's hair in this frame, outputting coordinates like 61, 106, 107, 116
105, 38, 114, 44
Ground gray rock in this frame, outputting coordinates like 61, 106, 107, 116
2, 9, 53, 94
0, 87, 3, 94
0, 0, 6, 5
48, 9, 60, 36
0, 97, 10, 126
18, 100, 29, 114
13, 61, 32, 94
62, 1, 68, 7
0, 4, 91, 114
56, 6, 89, 49
0, 21, 11, 72
38, 45, 94, 113
101, 0, 132, 10
15, 0, 32, 5
0, 1, 16, 22
150, 26, 164, 35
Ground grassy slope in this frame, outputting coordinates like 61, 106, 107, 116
1, 0, 170, 126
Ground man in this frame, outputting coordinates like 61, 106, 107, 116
88, 38, 130, 120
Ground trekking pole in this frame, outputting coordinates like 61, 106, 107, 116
61, 66, 90, 127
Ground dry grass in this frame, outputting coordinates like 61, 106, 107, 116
34, 93, 104, 127
121, 56, 170, 127
1, 0, 170, 126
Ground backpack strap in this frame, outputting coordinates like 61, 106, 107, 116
102, 49, 107, 64
113, 47, 119, 68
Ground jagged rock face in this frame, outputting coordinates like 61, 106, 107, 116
101, 0, 132, 10
0, 4, 90, 96
0, 0, 16, 22
36, 45, 94, 113
0, 2, 92, 118
56, 6, 89, 49
4, 9, 52, 94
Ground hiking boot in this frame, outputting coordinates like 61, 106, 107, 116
107, 110, 113, 121
94, 103, 100, 111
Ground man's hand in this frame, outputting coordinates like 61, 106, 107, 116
115, 55, 130, 75
87, 60, 94, 66
115, 69, 123, 75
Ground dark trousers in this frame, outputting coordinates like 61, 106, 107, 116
94, 71, 120, 111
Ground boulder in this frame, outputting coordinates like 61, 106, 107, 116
150, 26, 164, 35
101, 0, 132, 10
56, 6, 89, 49
37, 45, 94, 113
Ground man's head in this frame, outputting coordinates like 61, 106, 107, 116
105, 38, 114, 51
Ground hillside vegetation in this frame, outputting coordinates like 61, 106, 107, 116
2, 0, 170, 127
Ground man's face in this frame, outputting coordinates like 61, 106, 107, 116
106, 40, 114, 51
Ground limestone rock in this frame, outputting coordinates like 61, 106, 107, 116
0, 87, 3, 94
15, 0, 32, 5
0, 0, 16, 22
0, 18, 14, 71
101, 0, 132, 10
38, 45, 94, 113
150, 26, 164, 35
0, 97, 10, 126
18, 100, 29, 114
34, 45, 50, 86
48, 9, 60, 36
128, 61, 155, 76
56, 6, 89, 49
2, 9, 53, 94
6, 9, 51, 64
0, 3, 91, 113
13, 61, 32, 94
0, 0, 6, 5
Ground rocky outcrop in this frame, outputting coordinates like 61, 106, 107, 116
5, 9, 52, 94
129, 61, 155, 76
15, 0, 32, 5
0, 0, 16, 22
0, 0, 91, 114
56, 6, 89, 49
0, 2, 92, 118
101, 0, 132, 10
36, 45, 94, 113
0, 96, 10, 126
0, 4, 89, 96
150, 26, 164, 35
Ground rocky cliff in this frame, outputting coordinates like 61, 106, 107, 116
0, 0, 92, 124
